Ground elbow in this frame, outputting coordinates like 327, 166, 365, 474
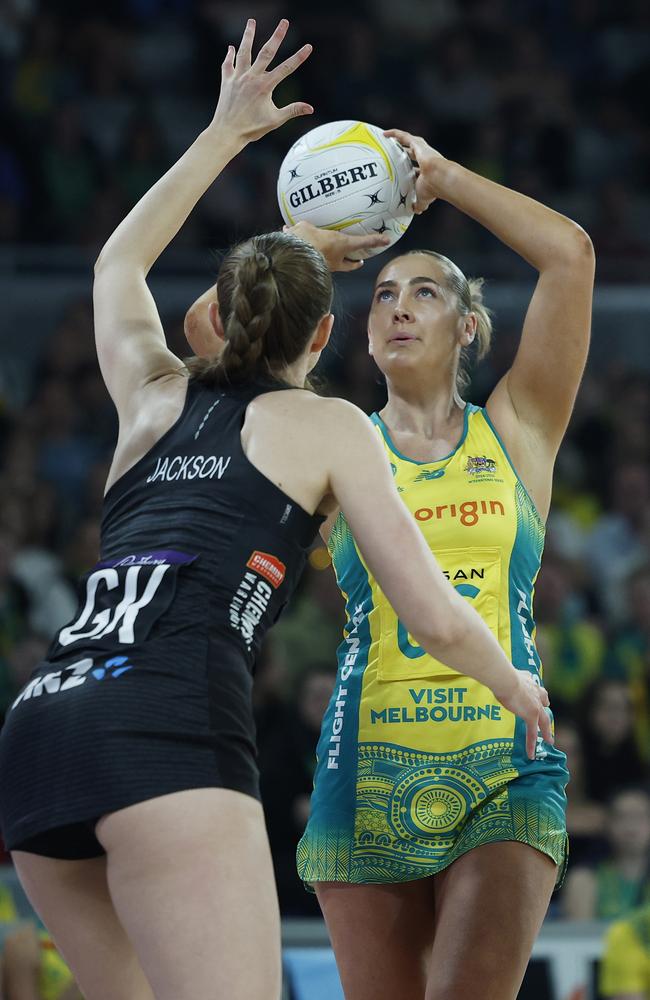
557, 222, 595, 268
94, 250, 145, 280
414, 610, 469, 656
435, 618, 469, 653
94, 246, 113, 275
570, 222, 595, 261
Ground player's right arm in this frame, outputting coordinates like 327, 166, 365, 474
322, 398, 552, 759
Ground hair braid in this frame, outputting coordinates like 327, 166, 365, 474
220, 251, 279, 376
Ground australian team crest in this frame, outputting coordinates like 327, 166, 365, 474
465, 455, 497, 476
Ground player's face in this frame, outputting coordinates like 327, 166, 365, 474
367, 254, 466, 380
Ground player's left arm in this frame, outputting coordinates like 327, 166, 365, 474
94, 18, 314, 420
386, 130, 595, 459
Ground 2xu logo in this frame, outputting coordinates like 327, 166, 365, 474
11, 656, 133, 710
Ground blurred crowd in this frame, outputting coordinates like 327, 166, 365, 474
1, 0, 650, 278
0, 0, 649, 964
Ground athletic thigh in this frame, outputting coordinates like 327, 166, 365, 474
95, 787, 281, 1000
11, 852, 154, 1000
426, 842, 557, 1000
315, 879, 436, 1000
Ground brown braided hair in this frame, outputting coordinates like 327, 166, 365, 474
187, 232, 333, 387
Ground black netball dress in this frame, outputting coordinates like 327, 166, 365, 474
0, 378, 323, 858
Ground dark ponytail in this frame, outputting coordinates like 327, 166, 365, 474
187, 232, 333, 387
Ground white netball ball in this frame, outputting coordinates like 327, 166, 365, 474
277, 120, 416, 258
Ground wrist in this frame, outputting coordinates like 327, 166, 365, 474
202, 119, 248, 157
491, 664, 520, 703
427, 157, 462, 201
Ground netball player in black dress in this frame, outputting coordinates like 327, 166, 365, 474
0, 19, 552, 1000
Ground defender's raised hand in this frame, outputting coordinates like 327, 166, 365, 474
213, 19, 313, 144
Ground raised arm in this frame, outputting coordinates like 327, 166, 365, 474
323, 399, 552, 759
386, 130, 595, 460
93, 18, 314, 420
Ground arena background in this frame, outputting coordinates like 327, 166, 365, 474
0, 2, 649, 998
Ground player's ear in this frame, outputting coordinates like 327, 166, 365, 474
459, 311, 477, 347
310, 312, 334, 354
185, 288, 222, 357
208, 302, 224, 340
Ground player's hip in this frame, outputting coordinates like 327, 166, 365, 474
299, 740, 568, 888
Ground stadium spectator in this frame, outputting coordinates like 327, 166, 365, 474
38, 103, 100, 240
553, 718, 606, 869
600, 902, 650, 999
586, 463, 650, 623
608, 566, 650, 764
580, 681, 649, 805
561, 788, 650, 921
535, 552, 605, 714
272, 561, 345, 679
260, 668, 336, 916
2, 922, 83, 1000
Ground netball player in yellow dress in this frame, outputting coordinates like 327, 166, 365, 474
290, 131, 595, 1000
184, 130, 593, 997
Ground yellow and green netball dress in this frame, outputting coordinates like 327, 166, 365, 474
297, 403, 568, 886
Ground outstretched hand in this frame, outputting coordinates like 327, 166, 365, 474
493, 670, 554, 760
283, 221, 391, 271
384, 129, 446, 214
212, 18, 313, 144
